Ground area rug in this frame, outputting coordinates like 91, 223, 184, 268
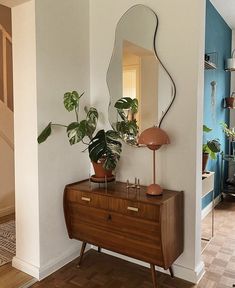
0, 220, 15, 266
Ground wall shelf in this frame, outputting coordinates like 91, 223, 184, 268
221, 153, 235, 197
204, 60, 216, 70
204, 52, 217, 70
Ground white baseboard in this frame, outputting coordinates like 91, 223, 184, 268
38, 244, 84, 280
92, 247, 205, 284
0, 205, 15, 218
201, 194, 221, 220
172, 260, 205, 283
12, 257, 40, 279
13, 242, 90, 281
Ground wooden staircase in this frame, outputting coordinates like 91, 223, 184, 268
0, 23, 13, 149
0, 23, 14, 217
0, 100, 13, 150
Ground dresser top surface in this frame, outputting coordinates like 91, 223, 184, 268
65, 180, 182, 205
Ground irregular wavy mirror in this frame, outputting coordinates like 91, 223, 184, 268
107, 5, 176, 146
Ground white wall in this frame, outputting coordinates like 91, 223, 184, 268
90, 0, 205, 283
36, 0, 90, 275
12, 0, 90, 280
12, 0, 40, 274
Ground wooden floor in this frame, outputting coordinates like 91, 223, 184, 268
0, 213, 35, 288
200, 195, 235, 288
31, 195, 235, 288
32, 249, 195, 288
0, 263, 36, 288
0, 213, 15, 224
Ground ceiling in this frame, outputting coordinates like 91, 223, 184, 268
0, 0, 30, 8
0, 0, 234, 29
0, 0, 233, 29
210, 0, 235, 29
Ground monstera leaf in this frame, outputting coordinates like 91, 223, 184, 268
67, 122, 86, 145
85, 107, 98, 139
206, 139, 221, 159
66, 107, 98, 145
88, 129, 122, 170
203, 125, 212, 133
116, 120, 138, 136
37, 122, 52, 144
114, 97, 138, 114
63, 91, 84, 112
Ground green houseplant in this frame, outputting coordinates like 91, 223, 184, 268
220, 122, 235, 141
114, 97, 139, 145
37, 91, 122, 176
202, 125, 221, 173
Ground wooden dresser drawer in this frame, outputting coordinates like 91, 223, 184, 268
67, 189, 108, 210
109, 198, 160, 221
64, 180, 184, 271
68, 203, 164, 266
69, 203, 161, 245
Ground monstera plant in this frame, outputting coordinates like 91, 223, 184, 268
37, 91, 122, 174
114, 97, 139, 145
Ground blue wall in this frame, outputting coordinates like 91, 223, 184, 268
202, 0, 231, 209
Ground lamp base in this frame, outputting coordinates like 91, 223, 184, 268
146, 184, 163, 196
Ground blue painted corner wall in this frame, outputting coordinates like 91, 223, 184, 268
202, 0, 231, 210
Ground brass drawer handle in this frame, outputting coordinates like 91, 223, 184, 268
127, 206, 139, 212
81, 197, 91, 202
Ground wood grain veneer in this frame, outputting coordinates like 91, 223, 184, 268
64, 180, 184, 287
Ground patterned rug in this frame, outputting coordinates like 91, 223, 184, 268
0, 220, 15, 266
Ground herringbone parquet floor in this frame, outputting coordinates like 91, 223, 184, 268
32, 195, 235, 288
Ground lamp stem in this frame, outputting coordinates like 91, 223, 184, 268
153, 150, 156, 184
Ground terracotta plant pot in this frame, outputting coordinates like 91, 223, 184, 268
92, 159, 113, 178
202, 153, 209, 174
225, 97, 235, 109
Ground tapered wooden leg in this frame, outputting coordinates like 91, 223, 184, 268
169, 266, 174, 278
77, 242, 87, 267
150, 264, 158, 288
98, 246, 101, 253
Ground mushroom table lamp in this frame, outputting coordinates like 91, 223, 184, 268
138, 126, 170, 196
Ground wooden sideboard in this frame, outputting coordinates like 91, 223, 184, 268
64, 180, 184, 288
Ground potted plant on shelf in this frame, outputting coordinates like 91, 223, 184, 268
225, 92, 235, 109
220, 122, 235, 141
221, 122, 235, 155
202, 125, 221, 173
37, 91, 122, 179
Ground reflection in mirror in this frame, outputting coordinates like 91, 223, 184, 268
107, 5, 176, 146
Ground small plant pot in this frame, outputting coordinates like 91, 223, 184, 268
225, 97, 235, 109
202, 153, 209, 174
92, 159, 113, 178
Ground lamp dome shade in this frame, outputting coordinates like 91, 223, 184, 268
138, 126, 170, 150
